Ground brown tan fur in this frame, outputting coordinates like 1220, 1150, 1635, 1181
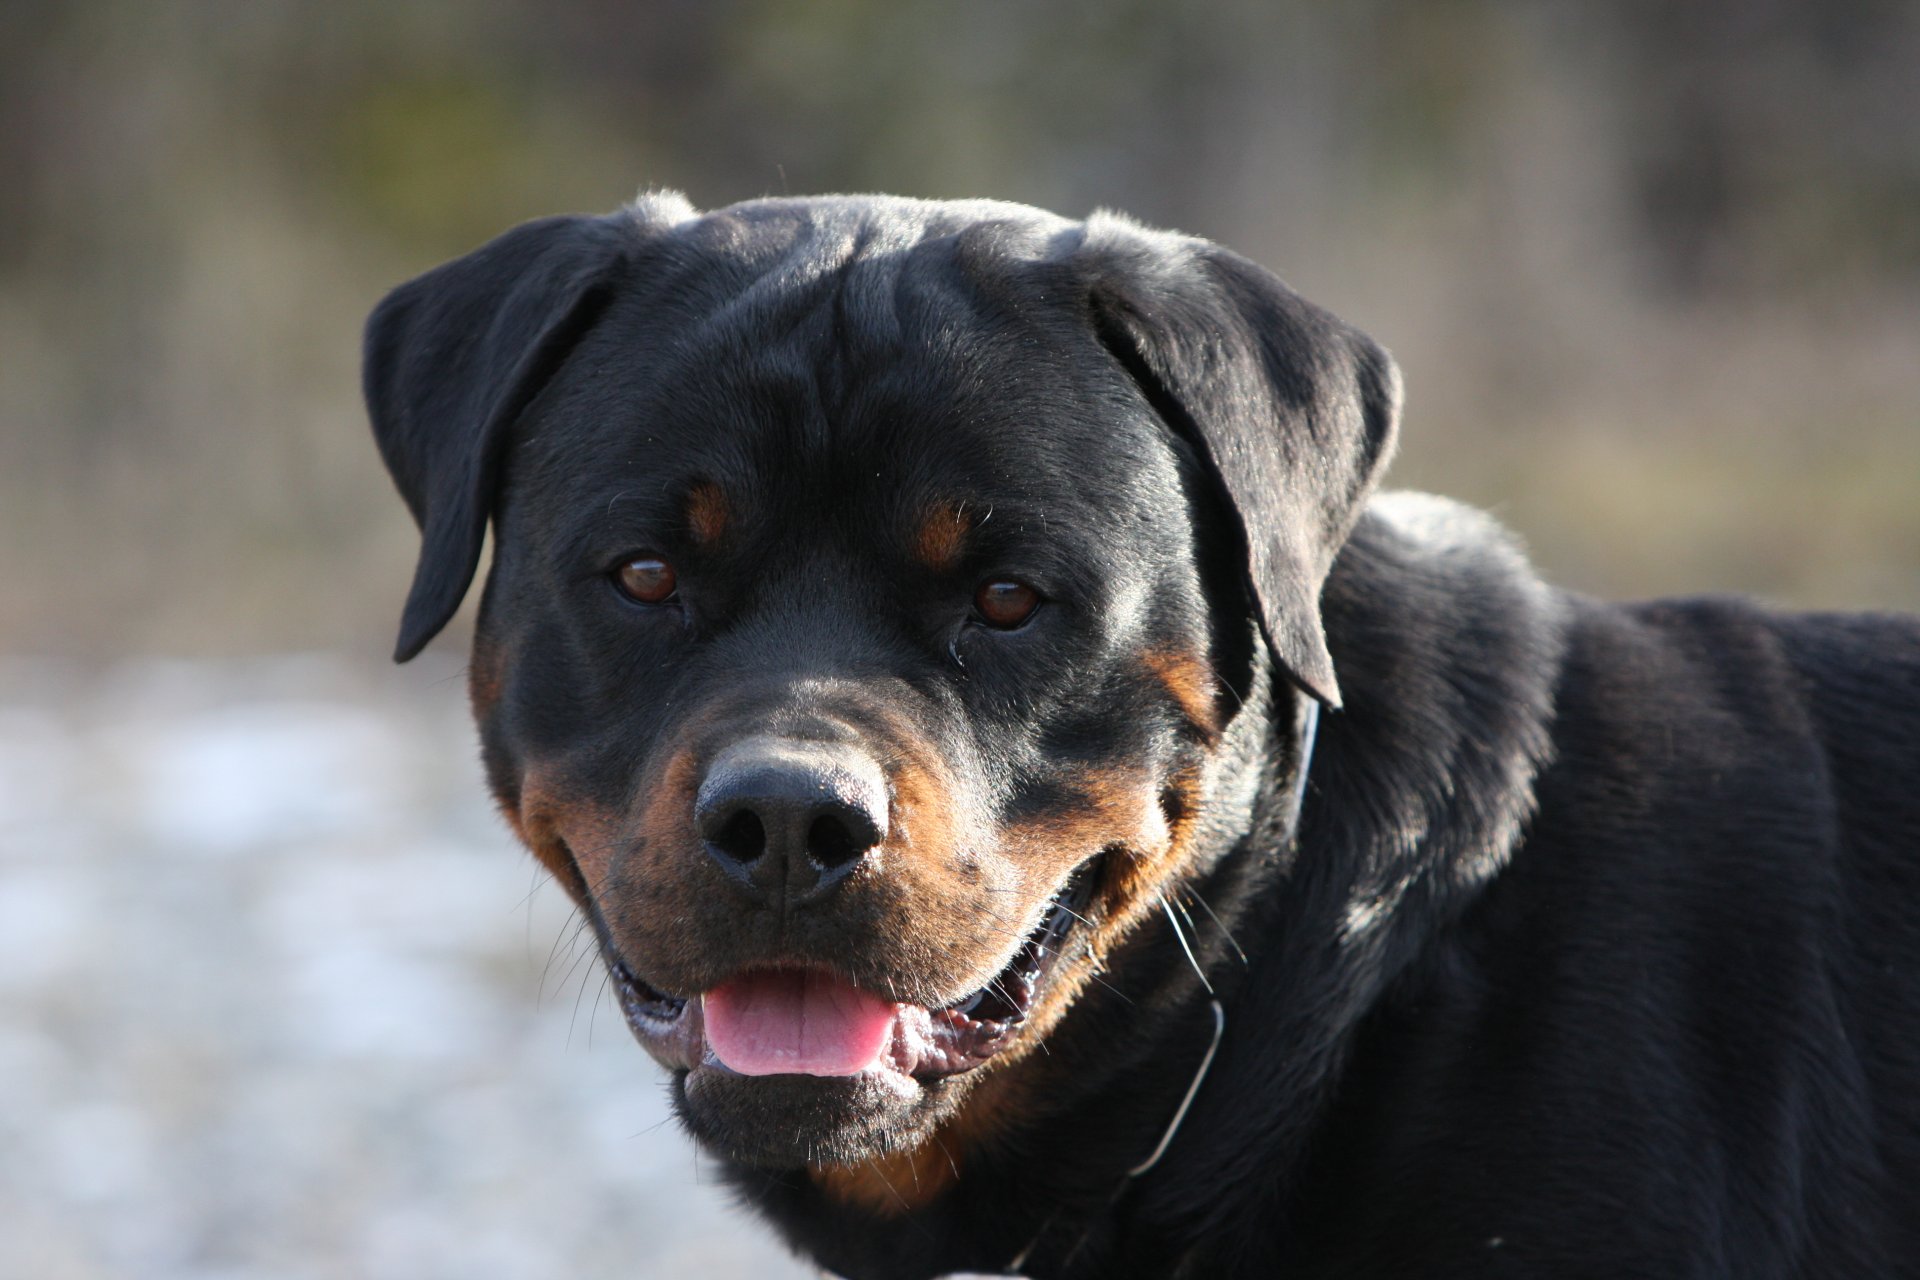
514, 765, 631, 907
684, 480, 730, 544
605, 721, 1020, 1004
998, 767, 1189, 1047
911, 501, 972, 573
1141, 647, 1223, 740
467, 634, 507, 717
500, 661, 1217, 1209
810, 755, 1213, 1212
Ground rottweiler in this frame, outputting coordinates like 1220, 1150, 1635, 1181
362, 192, 1920, 1278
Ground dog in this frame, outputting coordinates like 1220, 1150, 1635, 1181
362, 192, 1920, 1278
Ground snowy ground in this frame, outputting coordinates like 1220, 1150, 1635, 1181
0, 653, 818, 1279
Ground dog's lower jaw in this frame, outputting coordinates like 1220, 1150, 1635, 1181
718, 877, 1272, 1280
724, 703, 1304, 1278
618, 852, 1106, 1175
679, 1068, 932, 1169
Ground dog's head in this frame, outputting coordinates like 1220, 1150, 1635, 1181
363, 193, 1398, 1175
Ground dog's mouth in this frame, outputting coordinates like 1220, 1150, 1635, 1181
610, 858, 1101, 1081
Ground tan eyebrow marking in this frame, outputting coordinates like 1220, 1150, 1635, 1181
912, 500, 973, 572
684, 481, 729, 544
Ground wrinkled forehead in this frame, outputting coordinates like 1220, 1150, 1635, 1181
510, 226, 1176, 543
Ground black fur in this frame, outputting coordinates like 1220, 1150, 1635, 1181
364, 193, 1920, 1278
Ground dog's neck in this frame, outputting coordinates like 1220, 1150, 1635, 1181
1082, 493, 1570, 1273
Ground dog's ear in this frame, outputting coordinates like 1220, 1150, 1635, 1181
363, 211, 649, 661
1076, 218, 1401, 708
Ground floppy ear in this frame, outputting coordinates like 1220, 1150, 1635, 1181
363, 211, 646, 661
1077, 218, 1401, 708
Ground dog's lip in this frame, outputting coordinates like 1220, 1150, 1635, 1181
609, 856, 1102, 1080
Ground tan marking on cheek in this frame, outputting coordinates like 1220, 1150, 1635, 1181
1142, 647, 1222, 738
888, 753, 965, 868
633, 745, 701, 866
1077, 764, 1216, 947
982, 762, 1218, 1056
467, 635, 506, 716
598, 741, 713, 943
1000, 767, 1172, 877
517, 767, 631, 906
911, 501, 972, 573
512, 805, 590, 905
859, 748, 1004, 975
684, 481, 729, 544
496, 800, 527, 845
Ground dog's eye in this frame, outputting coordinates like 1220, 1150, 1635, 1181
973, 579, 1040, 629
613, 556, 679, 605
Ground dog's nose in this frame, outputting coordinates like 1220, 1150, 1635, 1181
694, 737, 889, 907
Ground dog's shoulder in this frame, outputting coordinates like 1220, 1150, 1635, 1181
1316, 489, 1568, 879
1255, 504, 1920, 1275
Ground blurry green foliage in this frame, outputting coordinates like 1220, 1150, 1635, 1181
334, 76, 544, 248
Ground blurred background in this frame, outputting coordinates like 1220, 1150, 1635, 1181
2, 1, 1915, 1276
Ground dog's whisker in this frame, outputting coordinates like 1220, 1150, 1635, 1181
511, 867, 546, 917
931, 1133, 961, 1184
583, 968, 607, 1048
983, 976, 1022, 1009
537, 912, 594, 1002
1052, 902, 1097, 929
566, 945, 603, 1048
547, 918, 600, 1003
1202, 655, 1246, 712
1080, 969, 1136, 1007
630, 1112, 679, 1139
862, 1157, 911, 1215
1183, 886, 1249, 967
1159, 893, 1214, 997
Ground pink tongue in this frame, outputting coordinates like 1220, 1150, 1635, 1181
702, 970, 898, 1077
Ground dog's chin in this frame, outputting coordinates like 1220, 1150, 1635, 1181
676, 1064, 962, 1168
615, 857, 1104, 1168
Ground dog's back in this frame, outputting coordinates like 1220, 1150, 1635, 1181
1274, 586, 1920, 1277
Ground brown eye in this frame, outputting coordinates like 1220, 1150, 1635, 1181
614, 556, 678, 604
973, 579, 1040, 629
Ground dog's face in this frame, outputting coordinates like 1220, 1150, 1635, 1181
364, 194, 1399, 1175
480, 280, 1223, 1165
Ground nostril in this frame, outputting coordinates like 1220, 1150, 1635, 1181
708, 809, 767, 865
695, 738, 890, 899
807, 812, 872, 870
